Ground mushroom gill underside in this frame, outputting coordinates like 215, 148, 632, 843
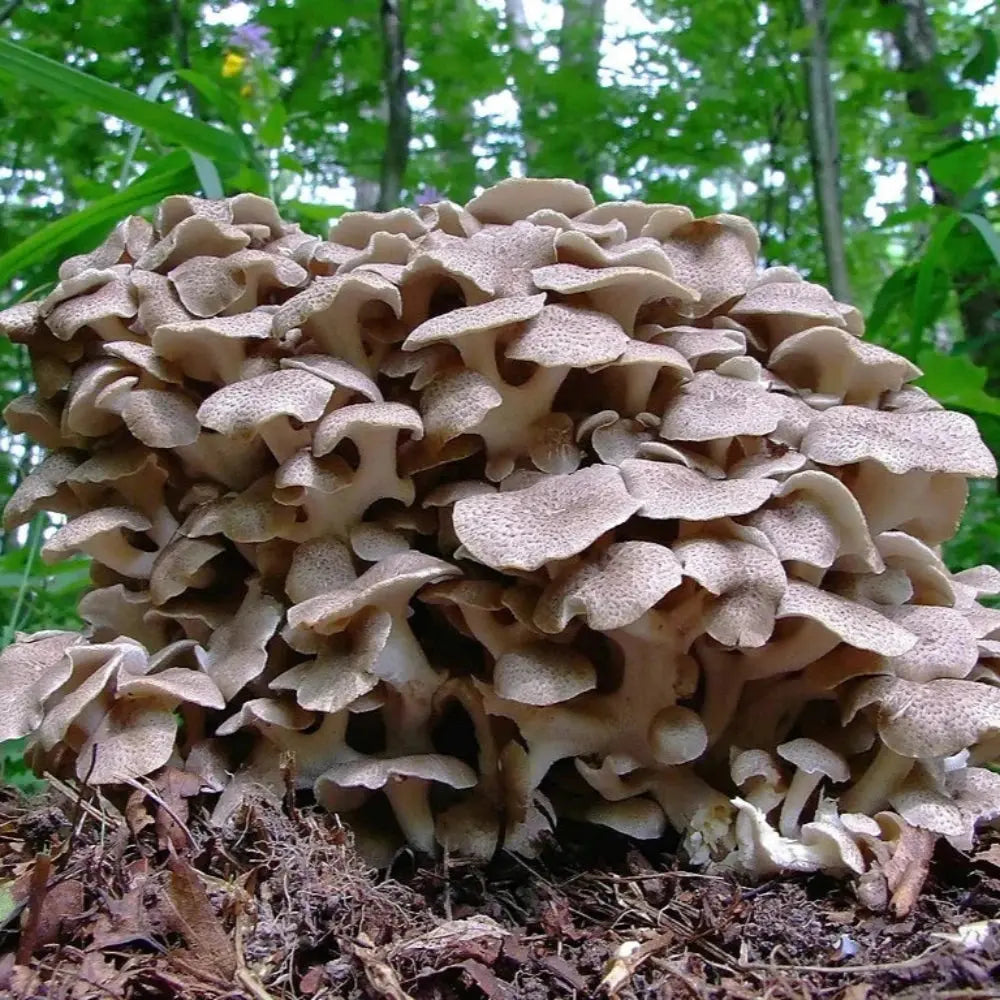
2, 179, 1000, 886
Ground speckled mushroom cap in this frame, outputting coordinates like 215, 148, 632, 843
3, 179, 1000, 877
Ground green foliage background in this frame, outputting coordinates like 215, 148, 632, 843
0, 0, 998, 783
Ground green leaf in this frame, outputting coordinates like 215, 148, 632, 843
910, 213, 961, 356
868, 265, 914, 337
962, 213, 1000, 268
917, 349, 1000, 416
260, 102, 288, 149
0, 152, 196, 292
962, 27, 999, 84
0, 40, 244, 163
928, 142, 989, 197
190, 152, 225, 198
119, 71, 176, 188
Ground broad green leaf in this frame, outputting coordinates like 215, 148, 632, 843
0, 152, 196, 292
962, 213, 1000, 268
962, 27, 999, 84
916, 349, 1000, 417
868, 265, 915, 338
910, 213, 961, 356
928, 142, 989, 197
260, 102, 289, 148
0, 40, 244, 163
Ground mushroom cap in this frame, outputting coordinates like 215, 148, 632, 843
659, 371, 783, 441
534, 540, 682, 633
493, 642, 597, 705
452, 465, 641, 572
842, 676, 1000, 758
802, 406, 997, 477
197, 369, 335, 436
775, 738, 849, 782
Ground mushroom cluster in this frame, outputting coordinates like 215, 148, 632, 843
3, 179, 1000, 878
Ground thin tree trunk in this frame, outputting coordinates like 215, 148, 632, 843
883, 0, 1000, 389
558, 0, 606, 191
800, 0, 852, 302
505, 0, 541, 169
377, 0, 410, 211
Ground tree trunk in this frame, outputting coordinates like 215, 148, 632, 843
504, 0, 541, 169
377, 0, 411, 211
882, 0, 1000, 390
557, 0, 606, 191
800, 0, 852, 302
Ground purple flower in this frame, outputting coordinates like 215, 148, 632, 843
415, 186, 444, 206
228, 23, 275, 62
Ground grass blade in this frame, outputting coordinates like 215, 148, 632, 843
0, 39, 243, 163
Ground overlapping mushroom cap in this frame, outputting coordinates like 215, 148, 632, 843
3, 180, 1000, 882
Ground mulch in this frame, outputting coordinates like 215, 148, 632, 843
1, 776, 998, 999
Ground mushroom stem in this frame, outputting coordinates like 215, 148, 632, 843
384, 777, 437, 855
259, 417, 311, 463
778, 769, 822, 838
840, 745, 914, 815
969, 732, 1000, 767
649, 765, 734, 862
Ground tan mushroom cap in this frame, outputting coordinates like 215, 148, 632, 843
748, 470, 881, 571
534, 540, 682, 633
505, 304, 629, 368
880, 605, 979, 681
621, 459, 777, 520
530, 263, 696, 329
674, 535, 786, 647
769, 325, 921, 403
402, 294, 546, 352
312, 401, 424, 456
0, 631, 80, 742
102, 340, 183, 383
329, 207, 430, 248
149, 536, 226, 605
120, 389, 201, 448
285, 537, 358, 604
575, 201, 693, 240
776, 580, 916, 656
659, 371, 783, 442
195, 580, 283, 700
136, 215, 251, 272
452, 465, 641, 572
4, 450, 83, 530
802, 406, 997, 477
729, 274, 853, 343
318, 753, 477, 791
466, 177, 595, 223
58, 215, 154, 279
197, 368, 334, 438
842, 676, 1000, 758
167, 250, 306, 317
152, 312, 273, 382
493, 642, 597, 705
281, 354, 382, 401
777, 737, 849, 782
662, 214, 759, 318
42, 506, 155, 576
270, 609, 390, 712
648, 706, 708, 765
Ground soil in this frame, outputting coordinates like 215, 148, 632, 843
1, 779, 998, 1000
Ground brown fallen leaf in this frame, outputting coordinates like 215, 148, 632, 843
457, 958, 515, 998
355, 932, 414, 1000
15, 854, 51, 965
162, 854, 236, 980
837, 985, 872, 1000
33, 878, 84, 949
391, 914, 509, 966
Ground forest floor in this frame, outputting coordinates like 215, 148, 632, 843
0, 778, 998, 1000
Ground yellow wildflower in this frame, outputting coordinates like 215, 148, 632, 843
222, 52, 247, 78
240, 83, 254, 98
